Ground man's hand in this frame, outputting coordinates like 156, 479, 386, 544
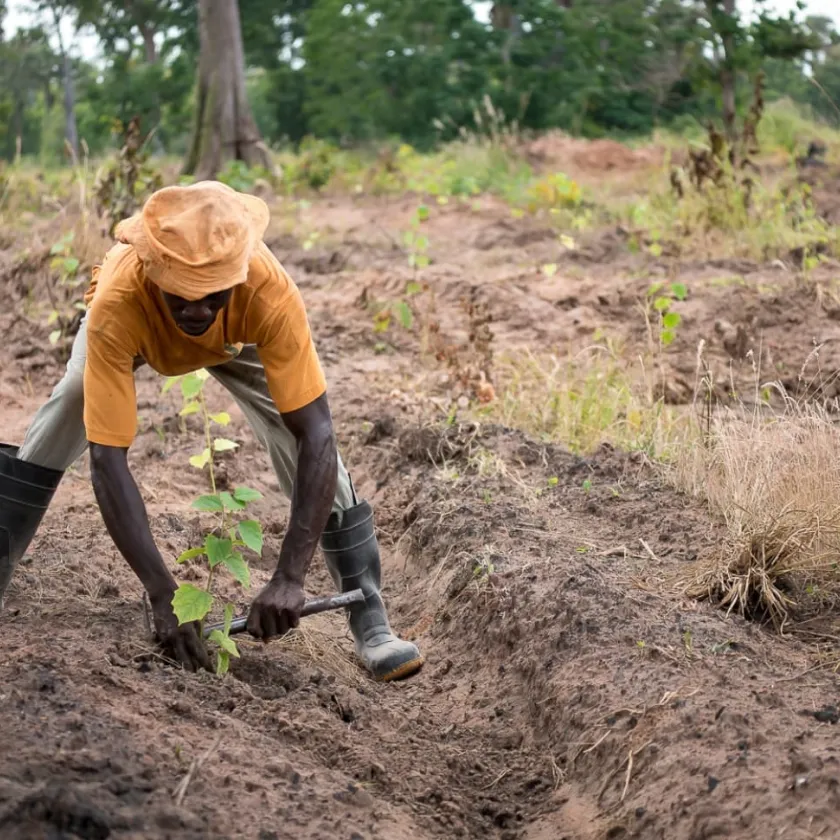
246, 575, 306, 641
150, 591, 212, 672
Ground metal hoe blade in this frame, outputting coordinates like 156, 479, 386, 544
203, 588, 365, 638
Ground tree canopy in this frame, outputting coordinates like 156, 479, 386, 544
0, 0, 838, 162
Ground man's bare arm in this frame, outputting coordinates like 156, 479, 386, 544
89, 443, 210, 670
246, 393, 338, 639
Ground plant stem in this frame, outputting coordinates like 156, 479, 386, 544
200, 387, 216, 495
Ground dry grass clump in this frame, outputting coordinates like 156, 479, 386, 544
673, 400, 840, 629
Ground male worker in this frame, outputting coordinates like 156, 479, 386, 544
0, 180, 423, 682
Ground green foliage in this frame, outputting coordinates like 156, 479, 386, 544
646, 282, 688, 347
163, 369, 264, 675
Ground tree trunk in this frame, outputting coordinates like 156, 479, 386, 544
51, 9, 79, 161
718, 0, 737, 142
140, 22, 157, 63
62, 51, 79, 159
184, 0, 272, 180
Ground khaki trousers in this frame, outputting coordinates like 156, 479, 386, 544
17, 317, 356, 514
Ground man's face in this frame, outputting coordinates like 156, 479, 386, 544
162, 289, 233, 337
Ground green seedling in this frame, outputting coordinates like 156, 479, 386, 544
162, 370, 265, 675
645, 281, 687, 347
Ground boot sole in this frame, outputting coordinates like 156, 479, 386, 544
378, 655, 425, 682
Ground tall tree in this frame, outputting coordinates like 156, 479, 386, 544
34, 0, 80, 158
183, 0, 272, 179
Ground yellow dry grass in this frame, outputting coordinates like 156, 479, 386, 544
672, 396, 840, 629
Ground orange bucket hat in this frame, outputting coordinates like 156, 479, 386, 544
115, 180, 270, 301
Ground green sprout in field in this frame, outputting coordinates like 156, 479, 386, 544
644, 281, 687, 348
161, 370, 265, 675
372, 204, 431, 338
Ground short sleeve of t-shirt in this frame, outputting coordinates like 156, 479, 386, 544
83, 248, 140, 447
256, 282, 327, 414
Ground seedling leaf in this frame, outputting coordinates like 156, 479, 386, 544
206, 535, 233, 568
233, 486, 263, 504
238, 520, 263, 555
189, 448, 211, 469
49, 329, 62, 345
172, 583, 213, 624
393, 300, 413, 329
653, 296, 671, 312
162, 376, 181, 393
662, 312, 682, 330
405, 281, 422, 296
210, 412, 231, 426
177, 546, 206, 563
179, 401, 201, 417
216, 650, 230, 675
219, 491, 246, 511
213, 438, 238, 453
670, 282, 688, 301
180, 373, 204, 399
208, 629, 240, 657
661, 329, 676, 346
222, 552, 250, 588
223, 603, 235, 636
192, 494, 224, 512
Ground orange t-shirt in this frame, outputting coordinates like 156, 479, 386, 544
82, 241, 327, 448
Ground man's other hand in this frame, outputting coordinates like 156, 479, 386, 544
246, 575, 306, 641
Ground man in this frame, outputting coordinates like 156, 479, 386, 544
0, 181, 423, 682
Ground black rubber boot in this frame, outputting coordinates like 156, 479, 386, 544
321, 500, 424, 681
0, 444, 64, 607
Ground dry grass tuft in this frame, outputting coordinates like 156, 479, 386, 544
272, 612, 366, 686
673, 398, 840, 629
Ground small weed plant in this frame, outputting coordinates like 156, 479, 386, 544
373, 204, 431, 337
644, 281, 687, 349
162, 370, 265, 674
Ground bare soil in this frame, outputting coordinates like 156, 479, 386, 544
1, 157, 840, 840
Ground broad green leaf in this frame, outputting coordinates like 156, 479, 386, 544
206, 535, 233, 568
210, 412, 231, 426
661, 330, 676, 346
662, 312, 682, 330
222, 552, 250, 588
213, 438, 238, 453
208, 629, 240, 658
189, 448, 211, 469
49, 329, 62, 345
216, 650, 230, 676
171, 584, 213, 625
177, 546, 206, 564
180, 373, 204, 400
63, 257, 80, 274
414, 254, 430, 269
393, 300, 413, 330
238, 520, 263, 555
670, 283, 688, 301
162, 376, 182, 393
653, 296, 671, 312
416, 205, 430, 221
233, 487, 263, 504
192, 494, 224, 512
219, 492, 246, 511
223, 603, 235, 636
414, 235, 429, 251
179, 401, 201, 417
405, 281, 422, 296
